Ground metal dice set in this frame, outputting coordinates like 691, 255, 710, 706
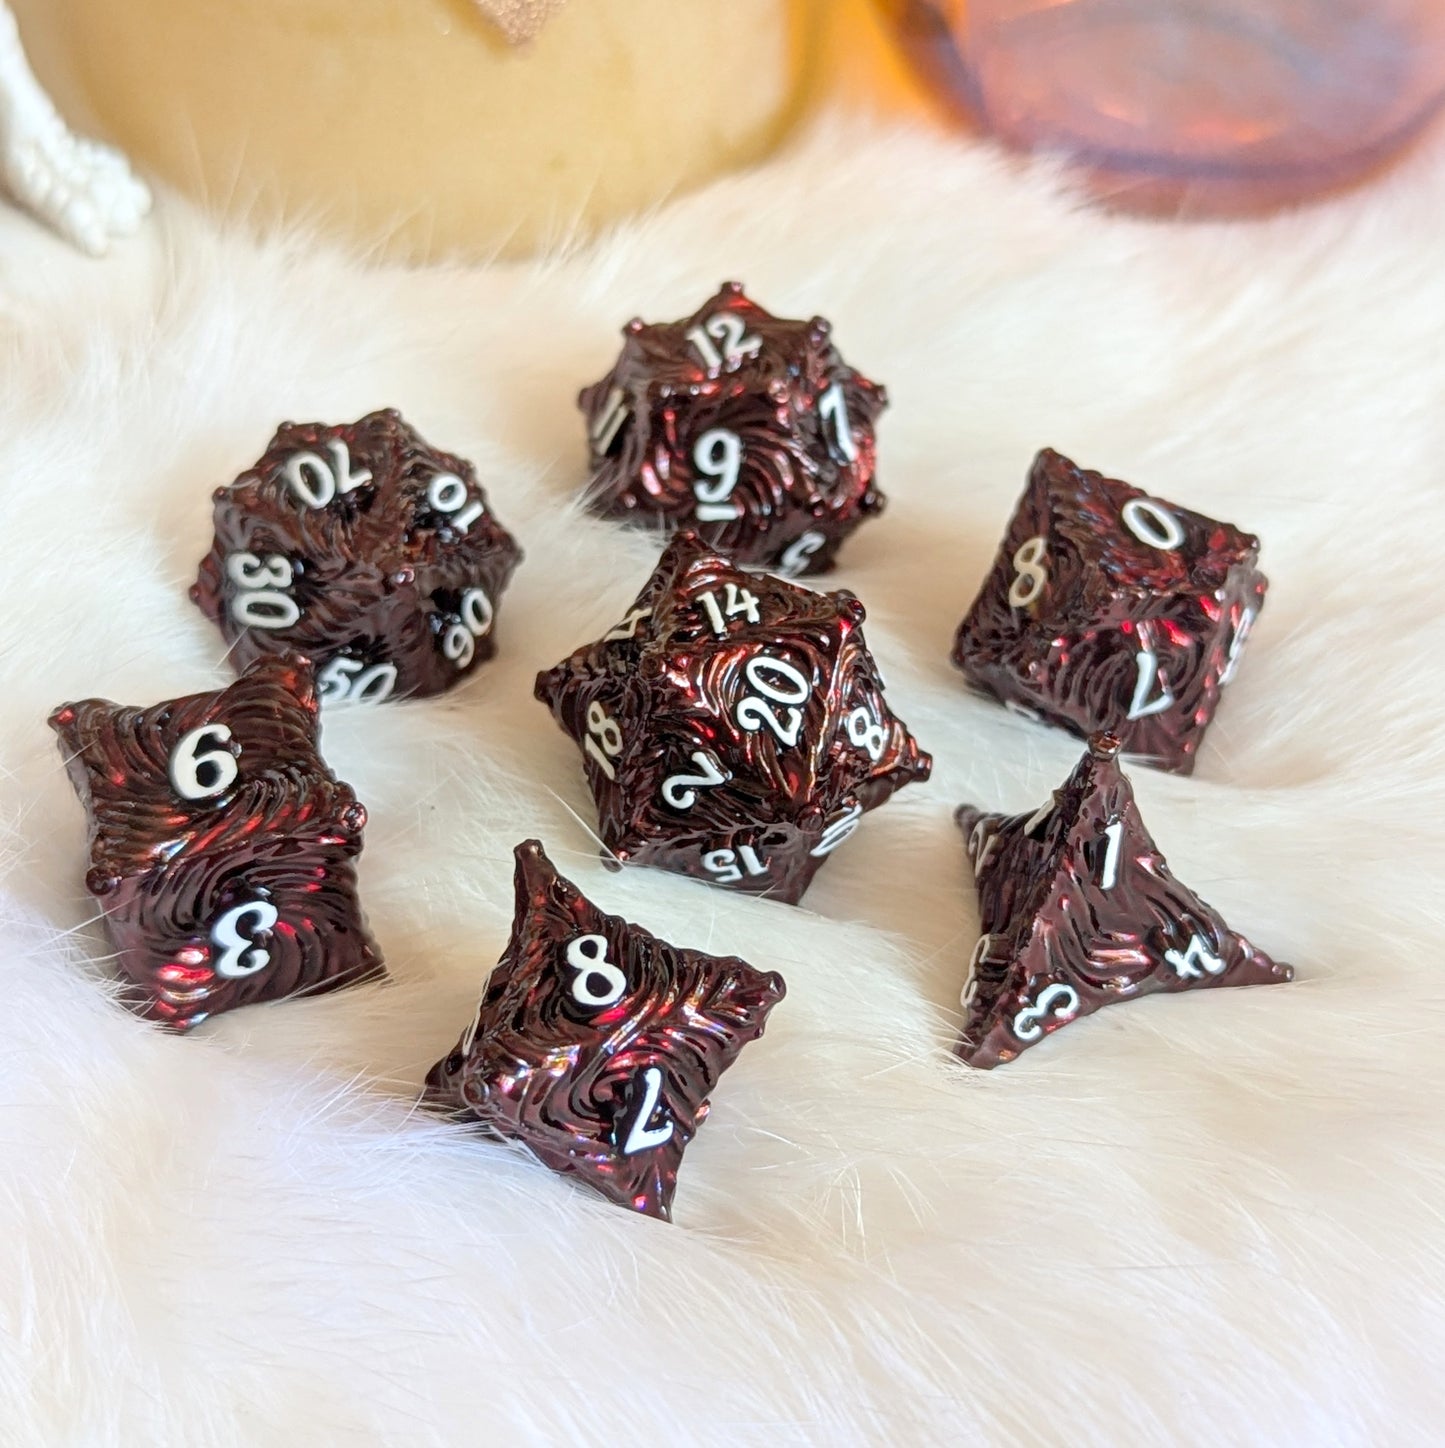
46, 282, 1292, 1219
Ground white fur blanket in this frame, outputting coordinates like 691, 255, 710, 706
3, 116, 1443, 1446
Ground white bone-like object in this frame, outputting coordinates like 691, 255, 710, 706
0, 3, 150, 255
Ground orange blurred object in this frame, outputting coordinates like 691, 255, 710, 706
876, 0, 1445, 212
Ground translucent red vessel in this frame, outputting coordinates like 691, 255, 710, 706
883, 0, 1445, 212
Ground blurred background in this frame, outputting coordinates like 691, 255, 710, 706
12, 0, 1445, 256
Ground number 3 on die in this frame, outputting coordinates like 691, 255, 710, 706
211, 899, 277, 978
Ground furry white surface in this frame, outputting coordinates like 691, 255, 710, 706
3, 115, 1444, 1446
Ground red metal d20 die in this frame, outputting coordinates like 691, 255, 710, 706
535, 532, 931, 905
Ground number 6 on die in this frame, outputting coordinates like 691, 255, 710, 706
169, 724, 239, 801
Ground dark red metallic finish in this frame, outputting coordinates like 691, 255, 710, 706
191, 408, 523, 700
424, 840, 785, 1221
48, 654, 384, 1030
951, 448, 1267, 774
955, 733, 1292, 1068
578, 282, 888, 576
534, 532, 932, 905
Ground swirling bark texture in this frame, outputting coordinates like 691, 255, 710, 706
578, 281, 887, 575
955, 734, 1292, 1069
534, 532, 932, 905
951, 448, 1267, 774
47, 654, 384, 1030
424, 840, 785, 1221
191, 408, 523, 700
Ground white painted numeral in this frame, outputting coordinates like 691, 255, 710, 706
962, 933, 993, 1007
461, 588, 493, 638
169, 724, 238, 801
661, 751, 729, 810
698, 590, 725, 635
441, 587, 494, 671
1219, 608, 1255, 687
232, 592, 299, 629
427, 472, 485, 534
967, 819, 999, 875
442, 625, 475, 670
697, 583, 760, 635
845, 705, 886, 762
818, 380, 858, 461
692, 428, 743, 521
211, 899, 277, 978
687, 326, 723, 370
1012, 982, 1081, 1042
226, 552, 293, 590
1009, 535, 1048, 608
1127, 649, 1175, 720
686, 312, 762, 371
317, 656, 398, 706
565, 934, 627, 1008
702, 845, 768, 884
1164, 933, 1225, 980
604, 606, 652, 642
1121, 497, 1185, 551
591, 385, 630, 454
226, 552, 300, 630
621, 1065, 674, 1155
777, 530, 825, 578
584, 701, 624, 780
811, 802, 863, 858
282, 439, 372, 509
735, 654, 810, 747
1099, 820, 1123, 890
